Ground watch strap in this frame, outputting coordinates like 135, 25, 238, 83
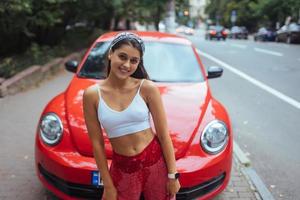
168, 172, 180, 179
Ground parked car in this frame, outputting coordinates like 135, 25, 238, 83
176, 25, 195, 35
205, 25, 228, 40
239, 26, 249, 39
276, 23, 300, 44
254, 27, 276, 41
229, 26, 248, 39
35, 31, 232, 200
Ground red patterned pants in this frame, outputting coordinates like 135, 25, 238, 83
108, 136, 176, 200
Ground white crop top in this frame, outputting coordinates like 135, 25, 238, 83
97, 79, 151, 138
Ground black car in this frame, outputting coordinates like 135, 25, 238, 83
254, 27, 276, 41
205, 25, 227, 40
229, 26, 248, 39
276, 23, 300, 44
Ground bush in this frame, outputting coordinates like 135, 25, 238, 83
0, 27, 104, 79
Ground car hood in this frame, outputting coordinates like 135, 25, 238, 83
65, 77, 210, 159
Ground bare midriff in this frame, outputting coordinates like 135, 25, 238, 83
109, 128, 155, 157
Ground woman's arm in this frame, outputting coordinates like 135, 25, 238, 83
82, 86, 116, 195
143, 80, 180, 196
144, 81, 176, 173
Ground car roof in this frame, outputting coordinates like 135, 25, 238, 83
96, 31, 192, 46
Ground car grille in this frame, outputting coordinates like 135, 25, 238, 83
38, 164, 103, 199
176, 173, 226, 200
39, 164, 225, 200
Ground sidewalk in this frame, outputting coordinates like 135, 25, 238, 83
213, 156, 261, 200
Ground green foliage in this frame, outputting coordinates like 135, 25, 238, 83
175, 0, 190, 25
252, 0, 300, 26
0, 26, 99, 79
0, 0, 33, 55
205, 0, 300, 31
0, 0, 176, 78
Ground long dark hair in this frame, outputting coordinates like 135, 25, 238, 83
106, 36, 149, 79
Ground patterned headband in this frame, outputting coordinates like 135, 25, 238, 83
110, 32, 145, 54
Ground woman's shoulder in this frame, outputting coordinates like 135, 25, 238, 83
141, 79, 156, 90
140, 79, 160, 99
83, 84, 99, 103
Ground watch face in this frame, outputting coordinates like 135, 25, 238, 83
175, 173, 180, 179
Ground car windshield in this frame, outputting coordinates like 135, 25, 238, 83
231, 26, 240, 31
78, 41, 204, 82
259, 27, 267, 33
289, 23, 300, 31
215, 26, 224, 31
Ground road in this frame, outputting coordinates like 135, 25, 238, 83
188, 33, 300, 199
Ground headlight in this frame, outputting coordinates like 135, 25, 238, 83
200, 120, 228, 154
39, 113, 63, 145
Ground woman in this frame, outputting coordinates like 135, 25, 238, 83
83, 32, 180, 200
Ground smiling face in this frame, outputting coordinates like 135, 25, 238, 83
108, 44, 141, 80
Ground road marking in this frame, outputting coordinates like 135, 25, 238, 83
197, 49, 300, 110
230, 44, 247, 49
254, 47, 283, 56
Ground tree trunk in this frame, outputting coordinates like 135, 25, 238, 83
165, 0, 176, 33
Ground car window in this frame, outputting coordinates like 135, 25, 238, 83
259, 27, 267, 33
78, 41, 204, 82
78, 42, 110, 79
215, 26, 224, 31
289, 23, 300, 31
281, 25, 287, 31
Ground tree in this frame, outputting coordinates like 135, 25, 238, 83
0, 0, 33, 55
252, 0, 300, 27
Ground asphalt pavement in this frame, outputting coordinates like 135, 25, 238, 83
188, 29, 300, 199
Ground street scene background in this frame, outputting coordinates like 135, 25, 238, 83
1, 0, 300, 199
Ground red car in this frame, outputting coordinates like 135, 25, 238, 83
205, 25, 228, 40
35, 31, 232, 200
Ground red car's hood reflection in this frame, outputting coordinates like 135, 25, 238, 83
65, 77, 209, 159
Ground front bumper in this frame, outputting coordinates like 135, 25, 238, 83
38, 164, 103, 199
177, 173, 226, 200
39, 163, 226, 200
36, 127, 232, 200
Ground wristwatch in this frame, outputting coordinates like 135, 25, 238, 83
168, 172, 180, 179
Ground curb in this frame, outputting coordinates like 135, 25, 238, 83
233, 141, 251, 167
0, 50, 86, 98
233, 140, 275, 200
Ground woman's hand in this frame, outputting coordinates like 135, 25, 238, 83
102, 185, 117, 200
167, 179, 181, 199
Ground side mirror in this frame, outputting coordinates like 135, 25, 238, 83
65, 60, 78, 73
207, 66, 223, 79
